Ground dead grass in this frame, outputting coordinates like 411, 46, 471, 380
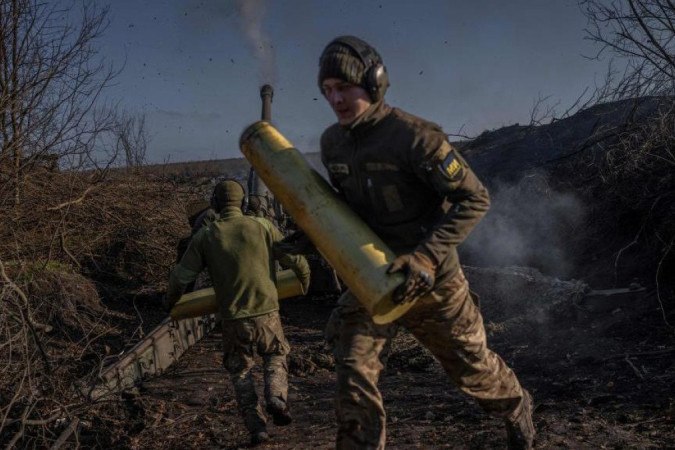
0, 169, 200, 447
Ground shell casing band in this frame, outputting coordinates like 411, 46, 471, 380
239, 121, 411, 324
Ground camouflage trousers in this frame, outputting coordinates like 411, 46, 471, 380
325, 268, 526, 450
222, 311, 290, 434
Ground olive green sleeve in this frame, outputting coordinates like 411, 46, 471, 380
166, 230, 205, 308
412, 134, 491, 265
270, 225, 311, 287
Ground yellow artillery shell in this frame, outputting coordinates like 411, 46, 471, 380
170, 269, 303, 320
239, 121, 410, 324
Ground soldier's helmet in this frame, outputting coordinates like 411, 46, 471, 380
211, 179, 246, 211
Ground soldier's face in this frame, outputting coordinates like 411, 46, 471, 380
321, 78, 372, 125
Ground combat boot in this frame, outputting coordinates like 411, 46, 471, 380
266, 397, 292, 426
250, 429, 270, 446
505, 389, 535, 449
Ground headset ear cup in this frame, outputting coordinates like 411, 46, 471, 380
366, 66, 377, 100
367, 64, 388, 101
377, 64, 389, 99
324, 36, 388, 101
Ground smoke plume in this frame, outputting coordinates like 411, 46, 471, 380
461, 172, 586, 278
235, 0, 277, 84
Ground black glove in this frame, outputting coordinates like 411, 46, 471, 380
386, 252, 436, 304
276, 230, 317, 256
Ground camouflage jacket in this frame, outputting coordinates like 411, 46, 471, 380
320, 101, 490, 284
168, 207, 309, 320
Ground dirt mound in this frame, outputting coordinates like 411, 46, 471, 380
0, 264, 143, 447
0, 167, 202, 447
458, 96, 670, 184
456, 97, 674, 324
1, 171, 192, 290
21, 264, 110, 337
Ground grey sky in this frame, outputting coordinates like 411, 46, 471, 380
97, 0, 605, 162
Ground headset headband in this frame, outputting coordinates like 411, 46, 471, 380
329, 36, 381, 70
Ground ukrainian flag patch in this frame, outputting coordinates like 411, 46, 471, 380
440, 151, 464, 181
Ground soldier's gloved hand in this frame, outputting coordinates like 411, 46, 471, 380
387, 252, 436, 304
276, 230, 317, 255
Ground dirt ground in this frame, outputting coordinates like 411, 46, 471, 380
79, 267, 675, 449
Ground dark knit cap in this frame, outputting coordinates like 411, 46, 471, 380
318, 40, 367, 89
213, 179, 245, 210
318, 36, 388, 101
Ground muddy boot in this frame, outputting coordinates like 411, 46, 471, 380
266, 396, 292, 426
505, 390, 535, 449
250, 429, 270, 447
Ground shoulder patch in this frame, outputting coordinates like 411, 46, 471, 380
328, 163, 350, 175
439, 151, 465, 181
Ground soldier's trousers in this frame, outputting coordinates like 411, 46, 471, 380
325, 268, 526, 450
222, 311, 290, 434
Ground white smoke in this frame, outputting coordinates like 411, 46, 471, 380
235, 0, 277, 84
461, 172, 586, 278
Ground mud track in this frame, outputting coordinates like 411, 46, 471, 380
81, 268, 674, 449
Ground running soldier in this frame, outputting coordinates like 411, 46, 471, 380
165, 179, 311, 446
315, 36, 535, 449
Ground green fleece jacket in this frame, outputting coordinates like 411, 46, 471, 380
167, 207, 309, 320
